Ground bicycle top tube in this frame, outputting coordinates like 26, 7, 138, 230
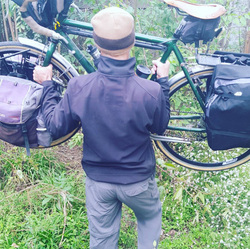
61, 18, 177, 45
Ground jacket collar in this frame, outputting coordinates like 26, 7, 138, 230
97, 55, 136, 77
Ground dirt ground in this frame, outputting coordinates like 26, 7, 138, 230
51, 143, 83, 171
0, 140, 83, 171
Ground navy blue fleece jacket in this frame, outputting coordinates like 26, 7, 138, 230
41, 56, 170, 184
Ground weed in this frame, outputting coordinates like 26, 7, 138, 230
0, 140, 249, 248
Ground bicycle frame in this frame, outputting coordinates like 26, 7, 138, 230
42, 18, 206, 135
3, 1, 249, 170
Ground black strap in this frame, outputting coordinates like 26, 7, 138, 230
21, 11, 31, 19
21, 124, 31, 156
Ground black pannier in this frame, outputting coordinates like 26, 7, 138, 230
12, 0, 73, 28
205, 64, 250, 150
174, 15, 220, 46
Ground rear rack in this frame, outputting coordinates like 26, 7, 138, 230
196, 51, 250, 66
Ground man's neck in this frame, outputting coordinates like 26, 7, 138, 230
101, 52, 130, 60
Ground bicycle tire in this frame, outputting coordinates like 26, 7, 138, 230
154, 67, 250, 171
0, 40, 81, 148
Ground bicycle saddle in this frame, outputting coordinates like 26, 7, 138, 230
164, 0, 226, 19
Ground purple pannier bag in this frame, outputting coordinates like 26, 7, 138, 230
0, 76, 52, 155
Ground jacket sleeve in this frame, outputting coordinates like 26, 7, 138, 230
149, 76, 170, 134
40, 80, 80, 140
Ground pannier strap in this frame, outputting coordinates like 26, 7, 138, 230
164, 0, 226, 19
21, 124, 31, 156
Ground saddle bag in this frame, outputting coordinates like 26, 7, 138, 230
205, 64, 250, 150
0, 76, 52, 155
174, 15, 220, 47
12, 0, 73, 28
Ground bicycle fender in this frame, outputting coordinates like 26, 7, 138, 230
169, 65, 212, 88
18, 37, 79, 78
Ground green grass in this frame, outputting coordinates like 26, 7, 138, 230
0, 141, 249, 248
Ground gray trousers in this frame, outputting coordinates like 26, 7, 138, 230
85, 174, 162, 249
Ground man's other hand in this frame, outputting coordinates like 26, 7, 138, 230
33, 64, 53, 84
151, 59, 170, 79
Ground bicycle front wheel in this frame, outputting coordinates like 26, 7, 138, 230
155, 67, 250, 171
0, 39, 80, 147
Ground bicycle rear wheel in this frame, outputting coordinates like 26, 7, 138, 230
154, 67, 250, 171
0, 40, 80, 147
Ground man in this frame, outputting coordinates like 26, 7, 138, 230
33, 7, 170, 249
